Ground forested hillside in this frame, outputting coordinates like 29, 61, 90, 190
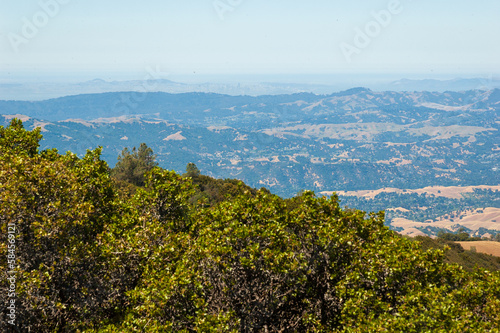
2, 119, 500, 332
1, 88, 499, 198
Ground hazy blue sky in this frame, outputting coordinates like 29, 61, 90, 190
1, 0, 499, 82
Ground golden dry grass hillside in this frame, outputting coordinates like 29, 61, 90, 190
457, 241, 500, 257
332, 185, 500, 199
392, 208, 500, 235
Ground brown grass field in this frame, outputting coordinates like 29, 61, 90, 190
329, 185, 500, 199
392, 208, 500, 235
457, 241, 500, 257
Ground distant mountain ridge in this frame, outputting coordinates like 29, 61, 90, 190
1, 76, 500, 101
1, 88, 499, 123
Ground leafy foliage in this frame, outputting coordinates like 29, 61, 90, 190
2, 119, 500, 332
190, 175, 260, 207
111, 143, 158, 187
0, 118, 42, 157
0, 120, 121, 331
184, 162, 201, 178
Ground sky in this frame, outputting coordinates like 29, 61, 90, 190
0, 0, 499, 83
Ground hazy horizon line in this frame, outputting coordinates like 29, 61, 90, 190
1, 71, 499, 84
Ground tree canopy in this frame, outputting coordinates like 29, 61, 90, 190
184, 162, 201, 178
111, 143, 158, 187
1, 119, 500, 332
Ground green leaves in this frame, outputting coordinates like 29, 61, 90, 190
0, 120, 120, 332
2, 119, 500, 332
0, 118, 42, 157
111, 143, 158, 187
